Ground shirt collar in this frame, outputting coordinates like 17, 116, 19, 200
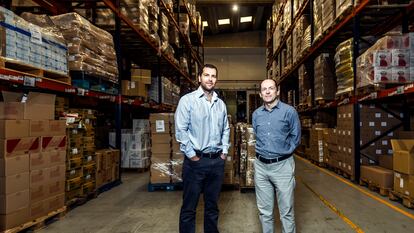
261, 99, 280, 112
197, 86, 218, 102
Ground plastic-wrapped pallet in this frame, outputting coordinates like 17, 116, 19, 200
336, 0, 353, 20
335, 39, 354, 95
302, 25, 311, 52
322, 0, 336, 33
298, 64, 312, 106
283, 0, 292, 32
179, 13, 190, 40
50, 13, 118, 81
168, 24, 180, 48
160, 12, 169, 52
148, 0, 160, 46
314, 53, 337, 101
0, 8, 68, 74
273, 22, 283, 54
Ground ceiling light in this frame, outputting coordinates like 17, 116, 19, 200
202, 21, 208, 27
240, 16, 252, 23
218, 18, 230, 25
232, 4, 238, 12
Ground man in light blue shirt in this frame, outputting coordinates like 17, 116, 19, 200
252, 79, 301, 233
175, 64, 230, 233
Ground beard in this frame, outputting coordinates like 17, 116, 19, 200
200, 82, 214, 92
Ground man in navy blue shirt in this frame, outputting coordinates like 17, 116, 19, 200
252, 79, 301, 233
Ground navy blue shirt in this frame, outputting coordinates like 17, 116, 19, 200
252, 101, 301, 159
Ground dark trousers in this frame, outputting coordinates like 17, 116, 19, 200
179, 156, 225, 233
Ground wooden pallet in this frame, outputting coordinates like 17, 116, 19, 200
359, 178, 390, 196
148, 182, 183, 192
66, 190, 98, 212
2, 207, 66, 233
315, 99, 331, 106
121, 167, 149, 173
0, 57, 71, 85
335, 90, 354, 101
389, 190, 414, 209
240, 186, 255, 193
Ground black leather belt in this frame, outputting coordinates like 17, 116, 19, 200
256, 153, 291, 164
195, 150, 222, 159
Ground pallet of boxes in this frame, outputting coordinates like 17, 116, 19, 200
238, 123, 256, 192
389, 134, 414, 208
1, 91, 66, 232
95, 149, 120, 191
223, 120, 236, 187
148, 113, 182, 191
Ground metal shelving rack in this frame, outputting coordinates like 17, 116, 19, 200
266, 0, 414, 181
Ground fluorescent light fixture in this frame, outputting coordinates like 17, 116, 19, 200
232, 4, 238, 12
240, 16, 252, 23
218, 18, 230, 25
202, 21, 208, 27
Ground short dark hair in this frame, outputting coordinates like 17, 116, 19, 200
198, 64, 218, 78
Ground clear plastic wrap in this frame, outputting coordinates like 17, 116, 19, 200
283, 0, 291, 31
298, 64, 312, 105
121, 0, 149, 33
322, 0, 336, 32
313, 0, 323, 42
168, 24, 180, 47
179, 13, 189, 39
314, 53, 336, 101
336, 0, 353, 19
335, 39, 354, 94
50, 13, 117, 81
0, 8, 68, 74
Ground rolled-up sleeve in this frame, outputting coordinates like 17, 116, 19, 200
175, 96, 196, 158
287, 108, 301, 154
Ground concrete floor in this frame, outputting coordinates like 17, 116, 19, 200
40, 156, 414, 233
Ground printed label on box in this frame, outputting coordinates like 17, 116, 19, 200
400, 178, 404, 188
369, 122, 375, 127
375, 131, 381, 136
382, 140, 388, 146
381, 122, 387, 127
375, 113, 381, 118
155, 120, 165, 133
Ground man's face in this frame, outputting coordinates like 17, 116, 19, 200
198, 67, 217, 92
259, 79, 277, 104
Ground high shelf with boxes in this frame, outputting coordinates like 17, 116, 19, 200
266, 0, 414, 207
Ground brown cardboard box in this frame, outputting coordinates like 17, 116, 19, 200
95, 171, 105, 189
0, 207, 30, 231
30, 153, 49, 171
0, 190, 30, 214
41, 136, 67, 152
48, 165, 65, 183
112, 165, 119, 181
30, 183, 47, 203
151, 134, 171, 144
151, 153, 171, 160
0, 91, 25, 120
47, 194, 64, 212
121, 80, 131, 96
360, 165, 393, 189
0, 172, 29, 194
49, 149, 66, 167
48, 120, 66, 136
30, 169, 48, 187
0, 120, 30, 138
391, 139, 414, 174
30, 200, 48, 220
150, 165, 171, 184
29, 120, 49, 137
152, 143, 171, 154
0, 137, 40, 158
171, 164, 182, 183
0, 155, 29, 176
150, 113, 173, 133
24, 92, 55, 120
111, 149, 120, 164
48, 181, 65, 196
393, 172, 414, 198
378, 155, 393, 170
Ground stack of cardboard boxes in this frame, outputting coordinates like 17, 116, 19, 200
309, 125, 329, 164
95, 149, 120, 189
223, 124, 236, 185
171, 120, 184, 183
0, 92, 66, 231
391, 139, 414, 199
79, 110, 97, 197
238, 123, 255, 187
336, 104, 355, 176
121, 68, 151, 98
150, 113, 174, 184
314, 53, 336, 102
65, 117, 83, 202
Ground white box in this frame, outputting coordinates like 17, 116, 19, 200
391, 49, 410, 67
391, 67, 410, 83
373, 50, 391, 67
373, 67, 391, 83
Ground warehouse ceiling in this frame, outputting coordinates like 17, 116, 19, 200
197, 1, 273, 36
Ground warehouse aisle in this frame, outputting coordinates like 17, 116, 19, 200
40, 156, 414, 233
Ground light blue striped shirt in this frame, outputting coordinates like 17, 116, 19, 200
252, 101, 301, 159
175, 86, 230, 159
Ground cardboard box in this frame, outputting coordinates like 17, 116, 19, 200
393, 172, 414, 198
41, 136, 67, 152
0, 91, 25, 120
0, 137, 40, 158
24, 92, 55, 120
151, 134, 171, 144
48, 120, 66, 136
151, 143, 171, 154
0, 207, 30, 231
0, 155, 29, 176
30, 183, 48, 203
378, 155, 393, 170
30, 200, 47, 220
0, 172, 29, 194
0, 190, 30, 214
151, 153, 171, 160
391, 139, 414, 174
48, 181, 65, 196
48, 149, 66, 167
150, 165, 171, 184
30, 153, 49, 171
48, 165, 65, 183
0, 120, 30, 138
47, 194, 64, 212
29, 120, 49, 137
150, 113, 172, 132
30, 169, 48, 187
360, 165, 393, 189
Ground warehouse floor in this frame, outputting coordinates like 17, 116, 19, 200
40, 156, 414, 233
